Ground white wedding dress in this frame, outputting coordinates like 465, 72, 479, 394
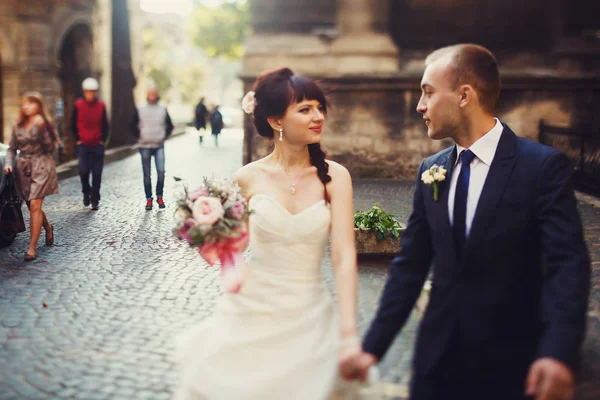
172, 193, 372, 400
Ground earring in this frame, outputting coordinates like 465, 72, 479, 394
279, 128, 283, 142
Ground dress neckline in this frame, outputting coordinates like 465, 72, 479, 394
249, 193, 327, 217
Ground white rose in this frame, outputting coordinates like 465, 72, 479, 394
424, 175, 435, 185
421, 170, 432, 181
241, 91, 256, 114
433, 172, 445, 181
438, 167, 447, 175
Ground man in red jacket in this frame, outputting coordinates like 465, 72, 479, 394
71, 77, 109, 210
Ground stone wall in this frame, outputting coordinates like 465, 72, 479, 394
250, 0, 335, 34
242, 0, 600, 180
243, 74, 600, 179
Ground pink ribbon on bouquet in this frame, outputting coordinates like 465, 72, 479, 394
198, 228, 249, 294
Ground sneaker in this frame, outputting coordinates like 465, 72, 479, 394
91, 202, 99, 211
83, 194, 90, 207
157, 197, 165, 209
145, 200, 153, 211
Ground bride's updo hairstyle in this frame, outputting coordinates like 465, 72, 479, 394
251, 68, 332, 200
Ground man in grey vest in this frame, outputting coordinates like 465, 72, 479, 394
130, 86, 174, 210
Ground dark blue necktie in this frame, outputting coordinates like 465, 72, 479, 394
453, 149, 476, 258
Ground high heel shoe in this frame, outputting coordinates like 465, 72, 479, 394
24, 253, 37, 261
45, 224, 54, 247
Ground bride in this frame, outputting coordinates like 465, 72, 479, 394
173, 68, 365, 399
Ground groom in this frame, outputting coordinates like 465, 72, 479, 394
345, 44, 591, 400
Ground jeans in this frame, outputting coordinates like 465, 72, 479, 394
77, 144, 105, 203
139, 147, 165, 200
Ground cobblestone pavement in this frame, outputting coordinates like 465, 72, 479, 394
1, 129, 599, 399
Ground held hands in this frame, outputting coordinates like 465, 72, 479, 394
526, 358, 575, 400
3, 166, 12, 175
338, 336, 378, 382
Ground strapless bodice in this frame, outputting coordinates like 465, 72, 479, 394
220, 194, 332, 313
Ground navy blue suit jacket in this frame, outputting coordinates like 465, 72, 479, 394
363, 124, 590, 378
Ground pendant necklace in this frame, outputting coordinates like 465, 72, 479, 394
277, 163, 305, 195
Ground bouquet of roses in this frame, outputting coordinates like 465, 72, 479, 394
173, 177, 252, 294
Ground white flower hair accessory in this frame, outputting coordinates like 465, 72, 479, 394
241, 91, 256, 115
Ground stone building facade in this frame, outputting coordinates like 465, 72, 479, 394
0, 0, 122, 161
241, 0, 600, 179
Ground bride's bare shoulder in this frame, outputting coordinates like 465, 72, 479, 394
233, 159, 270, 190
325, 159, 351, 181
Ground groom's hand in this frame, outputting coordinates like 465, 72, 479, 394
526, 358, 574, 400
339, 351, 377, 382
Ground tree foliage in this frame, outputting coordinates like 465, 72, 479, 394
176, 61, 207, 105
147, 68, 172, 95
140, 27, 173, 95
187, 1, 250, 60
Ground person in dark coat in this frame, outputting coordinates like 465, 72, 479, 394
194, 97, 208, 144
210, 105, 224, 147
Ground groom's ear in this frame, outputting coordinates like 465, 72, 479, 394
458, 85, 474, 108
267, 117, 282, 132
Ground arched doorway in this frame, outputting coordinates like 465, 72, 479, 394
58, 23, 94, 160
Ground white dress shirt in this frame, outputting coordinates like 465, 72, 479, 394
448, 118, 504, 236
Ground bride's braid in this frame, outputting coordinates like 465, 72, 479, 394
308, 143, 331, 201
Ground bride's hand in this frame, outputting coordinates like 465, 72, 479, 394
338, 337, 376, 382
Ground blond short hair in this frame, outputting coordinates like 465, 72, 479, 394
426, 44, 501, 114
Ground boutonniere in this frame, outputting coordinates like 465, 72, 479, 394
421, 164, 447, 201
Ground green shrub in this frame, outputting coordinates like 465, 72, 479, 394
354, 205, 403, 241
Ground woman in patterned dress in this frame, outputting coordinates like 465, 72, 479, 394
3, 92, 58, 261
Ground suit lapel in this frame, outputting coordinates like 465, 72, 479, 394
438, 146, 457, 229
463, 125, 518, 265
429, 145, 458, 260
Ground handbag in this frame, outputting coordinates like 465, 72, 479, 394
0, 173, 26, 233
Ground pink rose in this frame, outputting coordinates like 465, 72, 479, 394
177, 219, 197, 245
192, 196, 224, 225
189, 186, 208, 202
229, 201, 245, 220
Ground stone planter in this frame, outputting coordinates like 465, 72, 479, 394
354, 223, 406, 255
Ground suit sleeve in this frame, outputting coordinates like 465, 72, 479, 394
71, 107, 80, 141
130, 108, 140, 139
165, 110, 174, 138
101, 107, 110, 142
363, 161, 434, 360
535, 151, 591, 372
